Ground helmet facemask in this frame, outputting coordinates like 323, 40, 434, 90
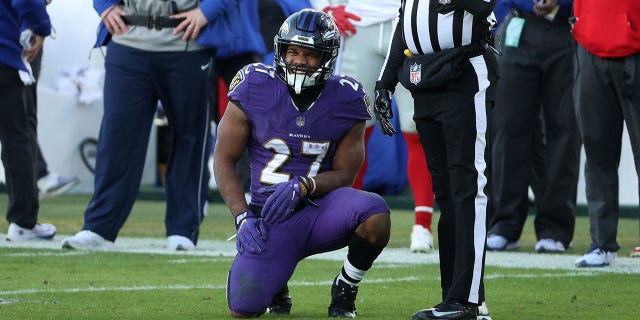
273, 9, 340, 94
275, 47, 337, 94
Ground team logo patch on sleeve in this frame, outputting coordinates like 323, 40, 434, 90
228, 69, 245, 93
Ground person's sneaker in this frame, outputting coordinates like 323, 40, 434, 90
38, 173, 79, 199
167, 235, 195, 251
575, 248, 617, 267
631, 246, 640, 258
267, 285, 292, 314
534, 238, 566, 253
477, 302, 492, 320
61, 230, 114, 250
5, 222, 56, 241
486, 234, 521, 251
410, 225, 434, 253
328, 277, 358, 318
413, 299, 478, 320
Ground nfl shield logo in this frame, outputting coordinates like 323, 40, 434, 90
410, 62, 421, 85
296, 116, 305, 127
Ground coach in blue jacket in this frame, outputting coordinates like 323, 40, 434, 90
62, 0, 240, 251
1, 0, 58, 241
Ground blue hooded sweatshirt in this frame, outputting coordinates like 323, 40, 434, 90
0, 0, 51, 72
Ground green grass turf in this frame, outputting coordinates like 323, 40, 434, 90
1, 190, 640, 319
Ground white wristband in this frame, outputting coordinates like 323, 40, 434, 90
234, 211, 250, 230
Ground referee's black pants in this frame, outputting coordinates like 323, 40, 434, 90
412, 51, 497, 304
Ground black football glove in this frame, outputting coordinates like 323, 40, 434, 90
374, 82, 396, 136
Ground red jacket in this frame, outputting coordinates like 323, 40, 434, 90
573, 0, 640, 58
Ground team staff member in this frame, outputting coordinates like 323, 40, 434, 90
572, 0, 640, 267
61, 0, 239, 251
487, 0, 580, 254
375, 0, 497, 319
1, 0, 57, 241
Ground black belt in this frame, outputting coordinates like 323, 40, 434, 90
121, 15, 185, 30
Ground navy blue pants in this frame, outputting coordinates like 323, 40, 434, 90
82, 42, 214, 243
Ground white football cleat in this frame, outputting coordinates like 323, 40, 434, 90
61, 230, 114, 250
167, 235, 195, 251
410, 225, 434, 253
477, 301, 492, 320
5, 222, 56, 241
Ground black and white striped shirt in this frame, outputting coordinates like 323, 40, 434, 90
378, 0, 496, 89
402, 0, 496, 54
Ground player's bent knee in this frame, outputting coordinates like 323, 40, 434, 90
359, 213, 391, 246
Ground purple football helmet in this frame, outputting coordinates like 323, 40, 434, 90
274, 9, 340, 93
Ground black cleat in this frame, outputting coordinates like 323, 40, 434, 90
412, 299, 478, 320
328, 277, 358, 318
267, 285, 292, 315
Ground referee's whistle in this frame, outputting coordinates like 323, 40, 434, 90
404, 49, 413, 57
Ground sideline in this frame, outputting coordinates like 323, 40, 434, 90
1, 234, 639, 274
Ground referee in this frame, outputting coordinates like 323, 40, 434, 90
374, 1, 498, 319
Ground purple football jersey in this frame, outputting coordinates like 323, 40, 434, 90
228, 63, 371, 206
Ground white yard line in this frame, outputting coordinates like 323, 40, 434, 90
2, 234, 639, 274
1, 235, 638, 298
0, 274, 596, 296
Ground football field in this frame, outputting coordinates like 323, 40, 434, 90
1, 193, 639, 319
